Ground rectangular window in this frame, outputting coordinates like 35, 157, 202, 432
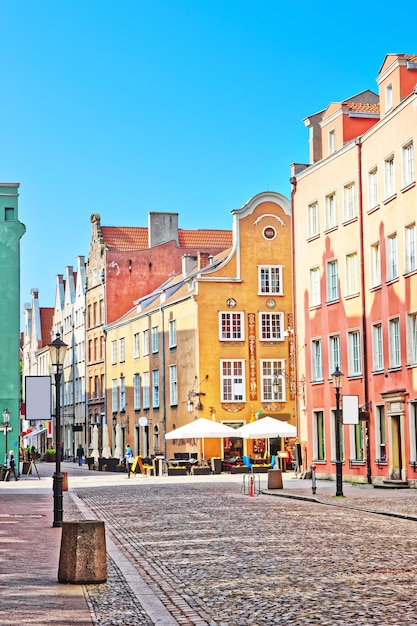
259, 312, 283, 341
133, 333, 140, 358
385, 83, 392, 111
308, 202, 319, 238
368, 168, 378, 210
375, 405, 387, 462
311, 339, 323, 382
329, 334, 341, 375
406, 312, 417, 365
325, 192, 337, 230
405, 223, 416, 274
388, 317, 400, 368
387, 233, 398, 281
352, 423, 364, 460
384, 155, 395, 199
142, 329, 149, 356
403, 141, 414, 187
120, 377, 126, 412
111, 340, 117, 365
410, 402, 417, 463
111, 379, 118, 413
326, 260, 339, 302
258, 266, 283, 295
260, 359, 285, 402
133, 374, 141, 410
119, 338, 125, 363
221, 360, 245, 402
372, 323, 384, 371
343, 182, 356, 221
219, 312, 244, 341
169, 365, 178, 406
348, 330, 362, 376
370, 242, 381, 288
142, 372, 150, 409
328, 129, 336, 155
345, 252, 359, 296
151, 326, 158, 354
313, 411, 325, 461
168, 319, 177, 348
309, 267, 321, 307
152, 370, 159, 408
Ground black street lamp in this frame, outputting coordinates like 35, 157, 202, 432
2, 409, 11, 464
48, 333, 68, 527
331, 365, 344, 497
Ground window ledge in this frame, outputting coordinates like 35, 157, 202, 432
383, 193, 397, 206
325, 298, 340, 305
385, 277, 399, 286
345, 292, 360, 300
404, 268, 417, 278
307, 234, 320, 243
324, 225, 338, 235
342, 216, 358, 226
401, 181, 415, 194
369, 284, 382, 292
367, 204, 380, 215
387, 366, 402, 373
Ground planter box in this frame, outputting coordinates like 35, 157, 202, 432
252, 466, 270, 473
230, 466, 250, 474
168, 468, 187, 476
192, 467, 211, 475
45, 454, 56, 463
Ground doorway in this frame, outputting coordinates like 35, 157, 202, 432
390, 415, 403, 480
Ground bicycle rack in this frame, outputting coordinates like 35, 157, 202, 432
241, 472, 261, 496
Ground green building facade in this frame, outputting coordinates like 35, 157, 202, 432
0, 183, 25, 466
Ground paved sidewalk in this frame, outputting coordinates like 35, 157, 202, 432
2, 463, 417, 625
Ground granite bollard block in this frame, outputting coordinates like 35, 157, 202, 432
58, 520, 107, 584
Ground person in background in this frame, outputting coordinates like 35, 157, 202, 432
6, 450, 18, 481
125, 444, 134, 478
76, 444, 84, 467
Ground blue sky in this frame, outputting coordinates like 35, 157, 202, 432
0, 1, 415, 318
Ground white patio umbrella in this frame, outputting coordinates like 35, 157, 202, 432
101, 423, 111, 458
114, 423, 123, 460
234, 416, 297, 455
91, 425, 100, 462
165, 417, 236, 458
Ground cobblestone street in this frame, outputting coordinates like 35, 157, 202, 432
66, 473, 417, 625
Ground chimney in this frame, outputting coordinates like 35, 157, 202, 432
148, 212, 179, 248
182, 254, 197, 277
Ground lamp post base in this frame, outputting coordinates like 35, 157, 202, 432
53, 472, 64, 527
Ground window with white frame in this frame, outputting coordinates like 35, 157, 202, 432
329, 334, 341, 375
368, 168, 378, 210
219, 312, 244, 341
308, 202, 319, 238
151, 326, 158, 354
343, 182, 356, 221
385, 83, 393, 112
133, 332, 140, 358
309, 267, 321, 307
119, 337, 125, 363
168, 319, 177, 348
325, 192, 337, 230
326, 259, 339, 302
169, 365, 178, 406
388, 317, 401, 368
258, 266, 283, 295
348, 330, 362, 376
384, 155, 395, 199
142, 329, 149, 356
311, 338, 323, 382
133, 373, 141, 410
405, 223, 416, 274
111, 340, 117, 365
111, 379, 118, 413
370, 242, 381, 288
375, 405, 387, 462
328, 129, 336, 155
313, 411, 325, 461
221, 360, 245, 402
407, 312, 417, 366
152, 369, 159, 408
402, 141, 414, 187
142, 371, 150, 409
345, 252, 359, 296
260, 359, 285, 402
351, 422, 364, 460
119, 377, 126, 411
259, 312, 283, 341
372, 323, 384, 372
386, 233, 398, 281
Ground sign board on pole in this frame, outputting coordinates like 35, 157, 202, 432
342, 395, 359, 425
25, 376, 52, 421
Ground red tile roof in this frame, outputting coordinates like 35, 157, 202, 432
40, 308, 54, 348
100, 226, 232, 251
346, 102, 380, 114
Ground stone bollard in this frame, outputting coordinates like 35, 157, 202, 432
267, 469, 283, 489
58, 520, 107, 584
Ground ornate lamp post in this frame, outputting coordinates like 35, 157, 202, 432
2, 409, 11, 464
331, 365, 344, 497
48, 333, 68, 527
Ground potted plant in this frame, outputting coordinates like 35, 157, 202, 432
44, 449, 56, 462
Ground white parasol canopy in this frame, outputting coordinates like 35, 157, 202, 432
101, 423, 111, 458
91, 424, 100, 462
114, 423, 123, 460
234, 416, 297, 439
165, 417, 237, 458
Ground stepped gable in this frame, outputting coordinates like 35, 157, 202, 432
100, 225, 232, 251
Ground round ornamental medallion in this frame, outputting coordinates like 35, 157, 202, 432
266, 299, 276, 308
263, 226, 276, 241
226, 298, 236, 308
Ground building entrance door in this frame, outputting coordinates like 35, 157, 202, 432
390, 415, 403, 480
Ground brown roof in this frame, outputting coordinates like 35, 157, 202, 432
100, 226, 232, 251
346, 102, 380, 114
40, 308, 54, 348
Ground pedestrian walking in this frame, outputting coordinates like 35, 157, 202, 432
76, 444, 84, 467
125, 444, 134, 478
5, 450, 18, 481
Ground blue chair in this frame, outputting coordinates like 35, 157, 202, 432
243, 455, 252, 467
